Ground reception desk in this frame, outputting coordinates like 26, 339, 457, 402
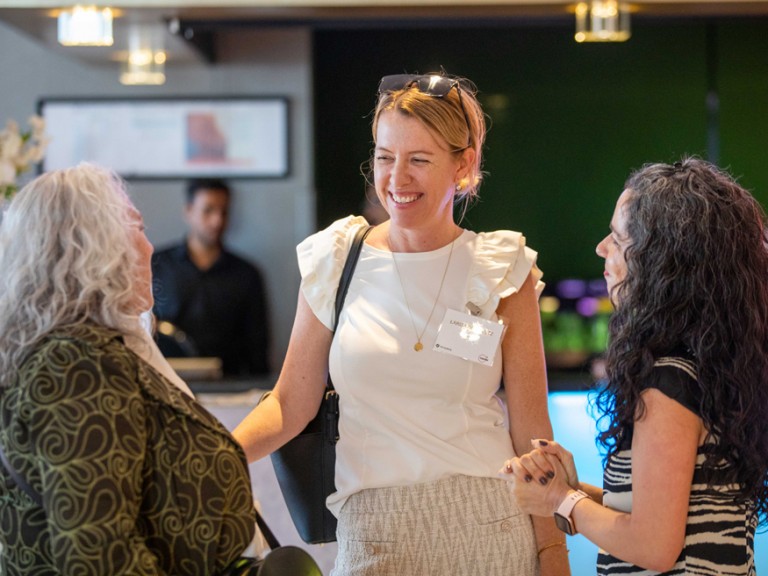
189, 377, 274, 395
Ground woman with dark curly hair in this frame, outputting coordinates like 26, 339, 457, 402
502, 157, 768, 575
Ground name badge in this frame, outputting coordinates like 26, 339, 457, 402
433, 309, 505, 366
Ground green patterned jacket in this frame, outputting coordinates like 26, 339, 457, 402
0, 323, 256, 575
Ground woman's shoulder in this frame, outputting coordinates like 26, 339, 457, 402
49, 322, 124, 345
465, 229, 544, 317
652, 354, 697, 381
471, 229, 538, 269
22, 324, 220, 428
296, 215, 370, 329
474, 228, 524, 245
297, 215, 369, 261
25, 324, 127, 364
19, 324, 139, 393
644, 353, 700, 415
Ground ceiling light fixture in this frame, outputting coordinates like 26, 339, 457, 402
120, 24, 166, 85
575, 1, 631, 43
57, 5, 113, 46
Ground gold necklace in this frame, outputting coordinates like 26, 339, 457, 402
389, 233, 457, 352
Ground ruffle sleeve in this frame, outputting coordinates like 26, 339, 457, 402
297, 215, 370, 329
467, 230, 544, 318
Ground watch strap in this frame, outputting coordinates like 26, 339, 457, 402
555, 489, 590, 534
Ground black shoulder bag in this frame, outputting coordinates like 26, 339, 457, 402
269, 224, 372, 544
225, 512, 322, 575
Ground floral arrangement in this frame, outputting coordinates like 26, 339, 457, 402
0, 115, 49, 200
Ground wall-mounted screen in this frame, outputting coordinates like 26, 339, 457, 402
38, 97, 289, 179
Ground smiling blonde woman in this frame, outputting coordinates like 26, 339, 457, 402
235, 73, 569, 576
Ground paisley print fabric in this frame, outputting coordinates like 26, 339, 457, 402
0, 323, 256, 575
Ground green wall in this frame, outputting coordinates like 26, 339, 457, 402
314, 19, 768, 282
719, 21, 768, 196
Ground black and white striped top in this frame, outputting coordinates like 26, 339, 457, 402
597, 356, 757, 575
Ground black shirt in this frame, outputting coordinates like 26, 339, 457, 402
151, 242, 270, 376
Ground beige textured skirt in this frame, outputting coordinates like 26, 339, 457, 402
332, 474, 540, 576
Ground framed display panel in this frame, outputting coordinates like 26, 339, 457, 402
38, 97, 289, 179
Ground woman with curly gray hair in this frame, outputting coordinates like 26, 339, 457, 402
0, 164, 258, 574
503, 157, 768, 575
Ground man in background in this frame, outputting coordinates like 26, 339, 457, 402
152, 179, 271, 377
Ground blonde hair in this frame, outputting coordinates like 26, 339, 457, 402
371, 74, 487, 213
0, 163, 145, 381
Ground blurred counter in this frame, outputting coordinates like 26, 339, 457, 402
165, 357, 277, 394
185, 371, 596, 395
187, 375, 276, 395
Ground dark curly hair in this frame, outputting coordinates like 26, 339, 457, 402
595, 157, 768, 520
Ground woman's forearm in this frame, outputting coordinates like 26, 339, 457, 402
233, 391, 309, 462
575, 482, 603, 505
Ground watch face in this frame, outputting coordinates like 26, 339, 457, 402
554, 512, 575, 535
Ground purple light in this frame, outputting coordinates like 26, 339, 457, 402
587, 278, 608, 297
556, 279, 587, 299
576, 296, 599, 317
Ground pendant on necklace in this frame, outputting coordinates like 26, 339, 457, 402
414, 342, 424, 352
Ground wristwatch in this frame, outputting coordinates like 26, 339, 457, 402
554, 490, 590, 535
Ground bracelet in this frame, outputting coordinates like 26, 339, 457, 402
537, 541, 567, 558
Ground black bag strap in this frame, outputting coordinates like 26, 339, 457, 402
328, 225, 372, 393
254, 507, 281, 549
0, 440, 44, 507
247, 224, 372, 547
333, 225, 373, 333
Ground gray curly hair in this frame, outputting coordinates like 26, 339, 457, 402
0, 163, 147, 380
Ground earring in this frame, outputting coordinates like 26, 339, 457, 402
455, 182, 463, 193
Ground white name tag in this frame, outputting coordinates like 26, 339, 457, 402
433, 309, 505, 366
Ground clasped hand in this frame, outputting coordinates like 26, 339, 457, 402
499, 439, 581, 517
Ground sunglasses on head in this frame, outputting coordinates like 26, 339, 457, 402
377, 74, 472, 147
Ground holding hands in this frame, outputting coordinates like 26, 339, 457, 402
501, 439, 582, 518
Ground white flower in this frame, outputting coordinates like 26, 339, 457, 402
0, 123, 22, 160
0, 115, 49, 200
28, 115, 46, 137
0, 160, 15, 186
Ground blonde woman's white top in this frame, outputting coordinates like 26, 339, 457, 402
298, 216, 544, 516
